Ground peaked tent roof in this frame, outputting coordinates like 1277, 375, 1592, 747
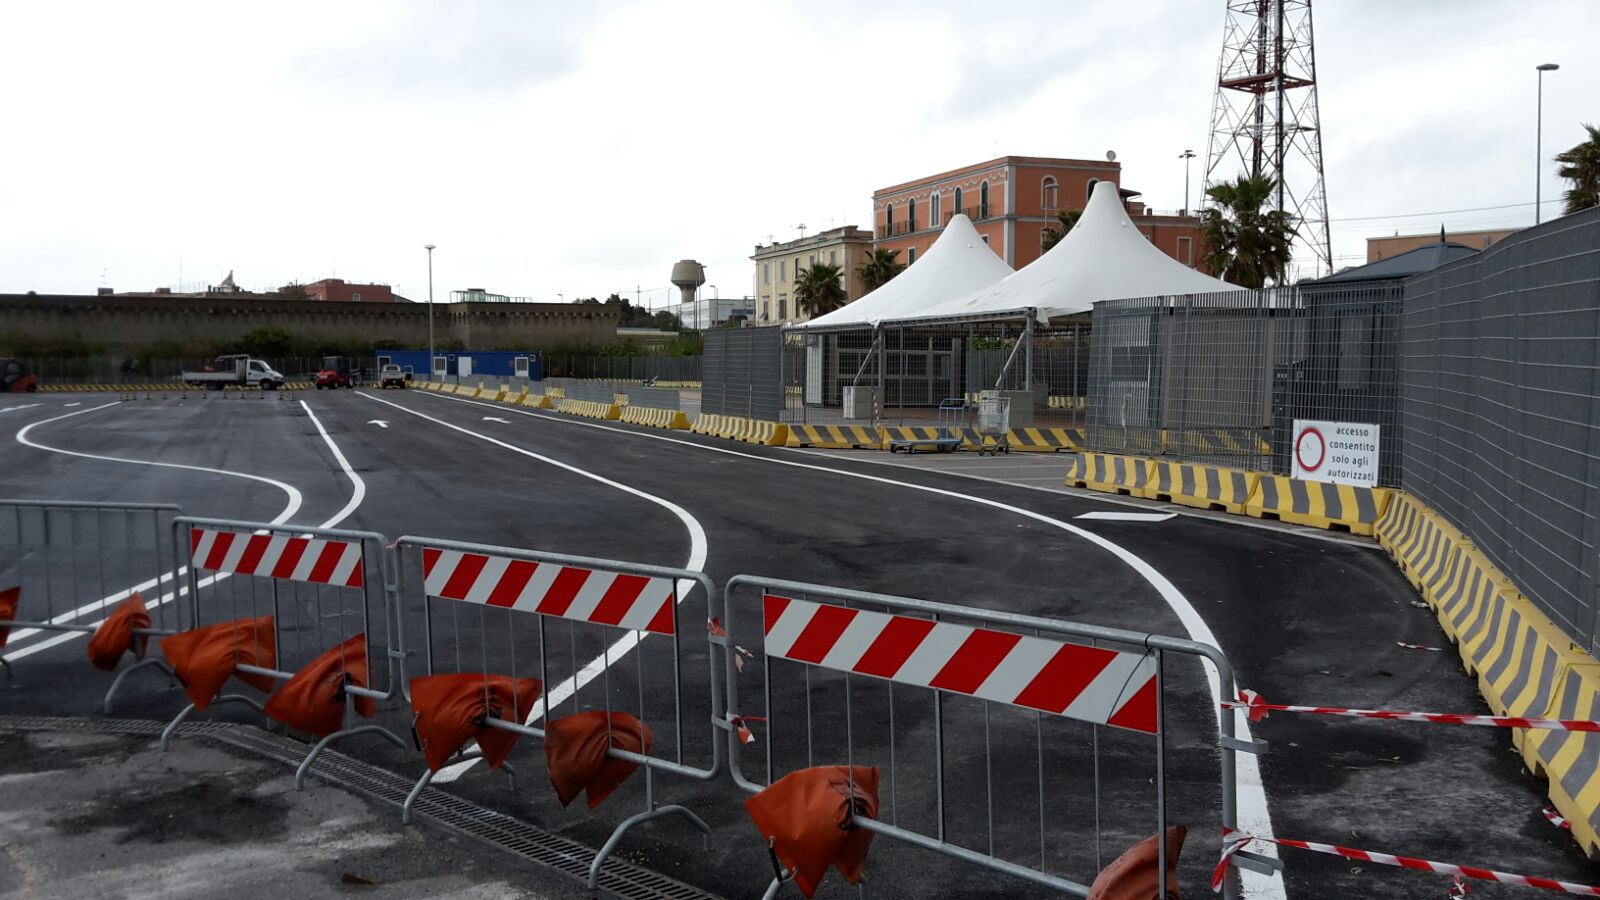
1308, 241, 1480, 284
890, 180, 1236, 324
794, 213, 1013, 330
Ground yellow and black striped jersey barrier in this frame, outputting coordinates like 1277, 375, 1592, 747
518, 393, 554, 409
1006, 427, 1083, 452
691, 414, 788, 446
1146, 460, 1260, 514
1374, 493, 1600, 856
1245, 474, 1391, 536
787, 424, 885, 449
619, 405, 691, 430
557, 398, 621, 420
1065, 452, 1155, 495
545, 386, 567, 399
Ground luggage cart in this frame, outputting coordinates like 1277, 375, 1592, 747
888, 397, 967, 453
976, 391, 1011, 455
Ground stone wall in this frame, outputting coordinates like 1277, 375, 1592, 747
0, 294, 621, 351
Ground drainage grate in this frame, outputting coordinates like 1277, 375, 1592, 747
0, 715, 724, 900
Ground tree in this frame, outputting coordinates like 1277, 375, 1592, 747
1556, 123, 1600, 215
1199, 174, 1297, 288
1039, 209, 1083, 253
856, 248, 906, 292
277, 283, 309, 301
794, 262, 848, 319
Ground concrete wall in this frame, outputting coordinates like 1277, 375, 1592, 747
0, 294, 621, 351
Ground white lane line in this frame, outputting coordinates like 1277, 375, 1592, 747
353, 391, 709, 784
408, 388, 1284, 895
3, 400, 367, 660
1075, 511, 1176, 522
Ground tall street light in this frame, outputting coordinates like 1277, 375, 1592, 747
1179, 149, 1197, 214
1536, 63, 1559, 225
424, 243, 436, 375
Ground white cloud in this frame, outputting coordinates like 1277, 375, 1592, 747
0, 0, 1594, 299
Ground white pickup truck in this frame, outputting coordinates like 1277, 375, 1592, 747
182, 355, 286, 391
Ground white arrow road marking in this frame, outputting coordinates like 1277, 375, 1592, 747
1075, 511, 1176, 522
482, 416, 509, 423
367, 420, 389, 428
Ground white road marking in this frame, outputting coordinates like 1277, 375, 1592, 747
409, 388, 1284, 896
2, 400, 367, 661
368, 420, 390, 429
1075, 511, 1176, 522
354, 391, 709, 784
481, 416, 510, 423
0, 404, 42, 414
63, 402, 81, 407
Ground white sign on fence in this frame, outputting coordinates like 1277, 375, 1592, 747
1292, 419, 1380, 487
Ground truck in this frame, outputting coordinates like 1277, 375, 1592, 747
315, 355, 354, 389
182, 355, 286, 391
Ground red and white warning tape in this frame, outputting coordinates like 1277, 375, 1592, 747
1546, 806, 1574, 831
1213, 829, 1600, 895
1224, 689, 1600, 732
1397, 641, 1444, 652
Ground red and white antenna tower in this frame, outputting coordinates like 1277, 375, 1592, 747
1202, 0, 1331, 278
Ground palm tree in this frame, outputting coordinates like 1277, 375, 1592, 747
1040, 209, 1083, 253
856, 248, 906, 292
794, 262, 848, 319
1556, 123, 1600, 215
1199, 174, 1297, 288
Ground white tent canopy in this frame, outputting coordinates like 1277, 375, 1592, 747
889, 180, 1236, 325
795, 213, 1013, 330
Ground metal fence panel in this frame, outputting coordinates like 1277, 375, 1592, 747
1402, 208, 1600, 652
702, 326, 783, 419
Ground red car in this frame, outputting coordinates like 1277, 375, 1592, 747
1, 359, 38, 393
315, 355, 353, 389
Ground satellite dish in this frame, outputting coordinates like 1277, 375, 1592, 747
1106, 150, 1117, 162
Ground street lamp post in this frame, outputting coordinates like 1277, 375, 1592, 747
1179, 149, 1196, 214
424, 244, 436, 376
1536, 63, 1560, 225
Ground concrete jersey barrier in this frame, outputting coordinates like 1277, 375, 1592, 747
1245, 475, 1391, 536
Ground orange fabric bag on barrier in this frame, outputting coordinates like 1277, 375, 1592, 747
544, 710, 654, 809
263, 633, 374, 738
86, 593, 152, 671
158, 616, 277, 710
744, 765, 880, 898
409, 673, 542, 772
0, 586, 18, 650
1087, 825, 1187, 900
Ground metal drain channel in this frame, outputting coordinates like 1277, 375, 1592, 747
0, 715, 724, 900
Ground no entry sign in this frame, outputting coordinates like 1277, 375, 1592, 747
1292, 420, 1380, 487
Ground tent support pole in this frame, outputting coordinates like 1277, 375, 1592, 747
1023, 311, 1036, 391
994, 325, 1027, 391
876, 326, 885, 429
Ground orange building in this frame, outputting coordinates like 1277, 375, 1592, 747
872, 155, 1208, 273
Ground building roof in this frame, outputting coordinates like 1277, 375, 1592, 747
1312, 241, 1481, 284
890, 180, 1234, 325
873, 155, 1118, 197
793, 214, 1014, 330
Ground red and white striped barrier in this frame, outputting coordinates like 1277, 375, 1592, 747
1213, 829, 1600, 895
1224, 689, 1600, 732
190, 528, 365, 588
1546, 806, 1574, 831
421, 548, 676, 635
762, 595, 1158, 732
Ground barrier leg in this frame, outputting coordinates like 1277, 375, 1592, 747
586, 804, 714, 889
402, 751, 516, 825
160, 694, 265, 751
293, 725, 407, 790
760, 877, 785, 900
0, 656, 10, 678
102, 658, 176, 714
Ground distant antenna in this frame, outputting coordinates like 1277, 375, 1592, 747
796, 223, 808, 239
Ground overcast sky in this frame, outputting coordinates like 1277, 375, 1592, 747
2, 1, 1593, 306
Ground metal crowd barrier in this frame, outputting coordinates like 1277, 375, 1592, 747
391, 535, 724, 888
149, 516, 407, 763
719, 575, 1252, 899
0, 499, 187, 679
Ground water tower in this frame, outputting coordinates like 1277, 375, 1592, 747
670, 260, 705, 305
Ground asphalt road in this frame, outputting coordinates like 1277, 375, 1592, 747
1, 389, 1593, 899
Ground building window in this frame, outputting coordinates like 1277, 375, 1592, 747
908, 198, 917, 233
763, 263, 770, 284
779, 295, 787, 320
886, 203, 894, 233
829, 250, 836, 265
1177, 236, 1193, 266
980, 181, 989, 218
907, 247, 916, 265
779, 260, 786, 282
954, 186, 963, 215
794, 257, 801, 280
930, 191, 941, 227
808, 254, 815, 268
1087, 178, 1100, 202
1041, 176, 1058, 211
351, 292, 362, 302
763, 302, 770, 321
981, 234, 990, 245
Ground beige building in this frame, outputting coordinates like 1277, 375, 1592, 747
1368, 227, 1518, 263
751, 225, 875, 325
